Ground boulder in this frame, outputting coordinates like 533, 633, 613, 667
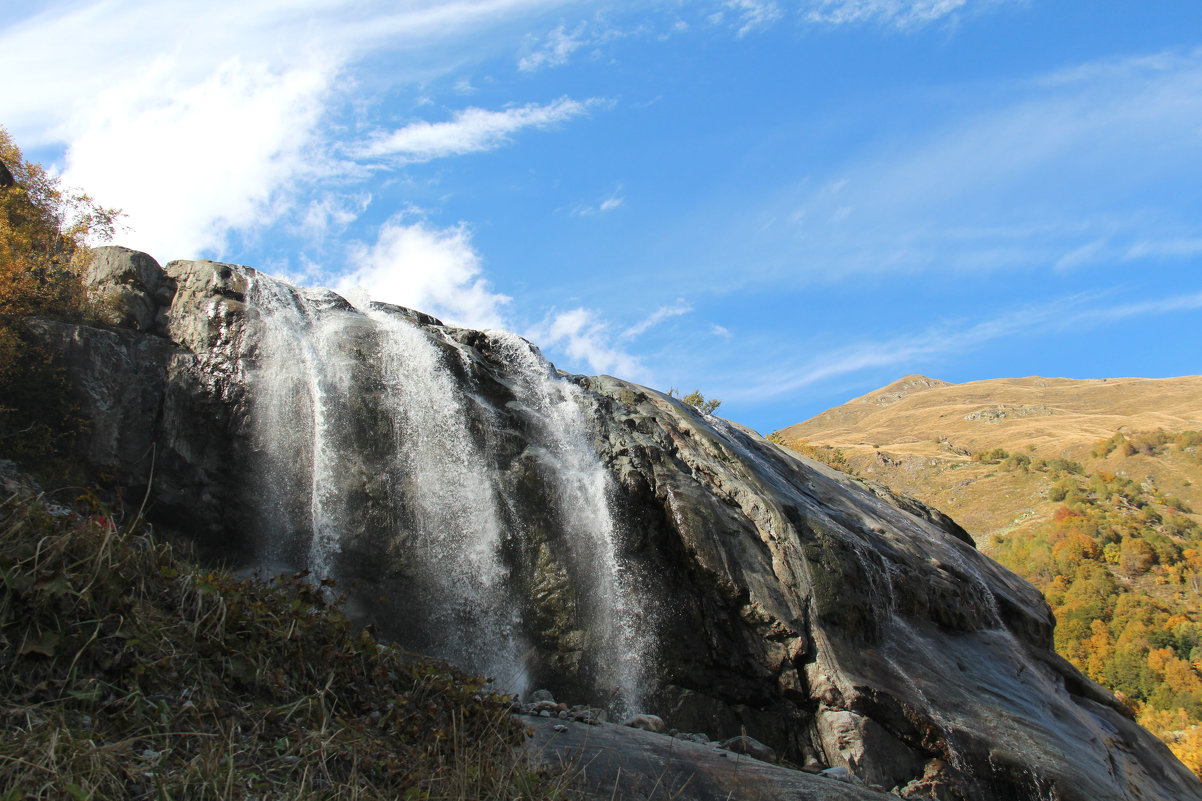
83, 246, 176, 333
623, 713, 667, 733
719, 734, 778, 763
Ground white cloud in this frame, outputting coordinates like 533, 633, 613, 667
519, 22, 587, 71
0, 0, 578, 260
621, 301, 692, 339
357, 97, 601, 162
296, 193, 374, 242
573, 187, 625, 216
61, 56, 335, 261
711, 324, 732, 339
339, 215, 510, 330
724, 1, 782, 37
804, 0, 976, 30
527, 308, 647, 379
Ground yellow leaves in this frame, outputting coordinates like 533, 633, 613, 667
1148, 647, 1174, 674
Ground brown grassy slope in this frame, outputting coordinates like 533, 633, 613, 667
774, 375, 1202, 548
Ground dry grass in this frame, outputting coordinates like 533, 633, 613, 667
774, 374, 1202, 548
0, 489, 578, 801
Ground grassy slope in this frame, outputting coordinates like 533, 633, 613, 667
775, 374, 1202, 550
0, 473, 571, 801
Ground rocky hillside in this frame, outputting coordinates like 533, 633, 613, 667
773, 374, 1202, 772
13, 249, 1202, 800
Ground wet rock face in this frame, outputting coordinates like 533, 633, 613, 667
580, 377, 1202, 799
28, 249, 1202, 801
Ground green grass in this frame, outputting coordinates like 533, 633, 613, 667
0, 487, 576, 800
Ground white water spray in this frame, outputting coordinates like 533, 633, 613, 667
239, 271, 649, 707
491, 331, 653, 715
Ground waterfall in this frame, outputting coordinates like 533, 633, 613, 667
490, 332, 654, 715
238, 270, 650, 710
245, 279, 354, 581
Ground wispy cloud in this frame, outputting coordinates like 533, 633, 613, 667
1124, 238, 1202, 261
724, 289, 1202, 401
621, 301, 692, 339
519, 22, 587, 71
357, 97, 601, 162
745, 47, 1202, 285
573, 187, 626, 216
61, 56, 336, 261
722, 1, 783, 36
803, 0, 990, 30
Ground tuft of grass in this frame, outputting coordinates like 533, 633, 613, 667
0, 488, 577, 800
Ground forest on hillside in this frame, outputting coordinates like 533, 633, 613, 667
987, 431, 1202, 775
778, 430, 1202, 776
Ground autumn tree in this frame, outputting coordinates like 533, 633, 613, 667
668, 387, 722, 414
0, 126, 120, 467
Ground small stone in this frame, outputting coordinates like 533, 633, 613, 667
530, 689, 555, 703
719, 734, 777, 763
539, 710, 551, 717
553, 724, 568, 732
622, 714, 667, 733
819, 766, 862, 785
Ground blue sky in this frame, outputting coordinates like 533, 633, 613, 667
2, 1, 1201, 433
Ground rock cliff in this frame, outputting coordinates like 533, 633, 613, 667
28, 247, 1202, 800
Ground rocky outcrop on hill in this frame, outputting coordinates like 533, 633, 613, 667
25, 246, 1202, 801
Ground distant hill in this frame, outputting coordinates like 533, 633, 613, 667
775, 374, 1202, 546
773, 374, 1202, 773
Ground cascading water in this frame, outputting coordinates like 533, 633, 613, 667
490, 332, 654, 715
244, 278, 353, 581
237, 269, 650, 710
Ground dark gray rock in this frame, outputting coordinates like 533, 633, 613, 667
522, 714, 893, 801
720, 734, 777, 764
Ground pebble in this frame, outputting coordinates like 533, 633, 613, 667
622, 713, 667, 733
719, 734, 778, 764
819, 766, 862, 785
553, 724, 568, 732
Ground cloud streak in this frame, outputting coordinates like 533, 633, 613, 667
725, 289, 1202, 401
739, 47, 1202, 286
803, 0, 994, 30
358, 97, 601, 162
519, 22, 587, 71
621, 301, 692, 339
